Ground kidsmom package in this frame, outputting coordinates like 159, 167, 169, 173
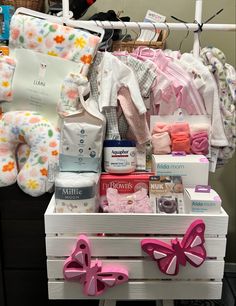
184, 186, 222, 214
152, 154, 209, 188
100, 172, 154, 209
149, 176, 184, 214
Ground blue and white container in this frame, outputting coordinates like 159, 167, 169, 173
103, 140, 137, 174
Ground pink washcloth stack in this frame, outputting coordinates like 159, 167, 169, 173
190, 123, 211, 134
191, 131, 209, 155
169, 122, 190, 134
170, 122, 190, 153
151, 122, 171, 154
152, 122, 170, 134
190, 124, 210, 155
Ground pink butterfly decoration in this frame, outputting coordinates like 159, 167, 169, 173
141, 219, 206, 276
63, 235, 129, 296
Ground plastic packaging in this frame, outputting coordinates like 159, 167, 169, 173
103, 140, 137, 174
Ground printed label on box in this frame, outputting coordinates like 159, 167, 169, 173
5, 49, 82, 126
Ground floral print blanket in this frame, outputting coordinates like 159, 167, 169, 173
9, 14, 100, 75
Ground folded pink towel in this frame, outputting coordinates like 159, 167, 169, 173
169, 122, 190, 134
191, 131, 209, 155
171, 132, 191, 153
152, 122, 170, 135
190, 123, 211, 134
171, 131, 189, 140
152, 132, 171, 154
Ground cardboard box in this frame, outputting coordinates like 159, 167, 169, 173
100, 172, 154, 208
184, 186, 222, 214
152, 154, 209, 188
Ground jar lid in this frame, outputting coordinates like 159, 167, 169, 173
104, 140, 136, 147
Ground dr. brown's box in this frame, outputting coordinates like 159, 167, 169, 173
152, 154, 209, 188
100, 172, 154, 208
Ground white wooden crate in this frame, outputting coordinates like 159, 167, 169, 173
45, 195, 228, 301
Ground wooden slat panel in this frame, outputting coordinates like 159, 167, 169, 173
45, 197, 228, 235
47, 259, 225, 280
45, 236, 227, 257
48, 280, 222, 300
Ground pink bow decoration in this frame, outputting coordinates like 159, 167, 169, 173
141, 219, 206, 276
63, 235, 129, 296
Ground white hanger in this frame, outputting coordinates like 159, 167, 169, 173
14, 7, 104, 42
64, 19, 104, 42
14, 7, 66, 23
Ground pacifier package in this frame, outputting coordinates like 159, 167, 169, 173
149, 176, 184, 214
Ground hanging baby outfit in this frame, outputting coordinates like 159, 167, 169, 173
88, 51, 147, 140
200, 47, 236, 165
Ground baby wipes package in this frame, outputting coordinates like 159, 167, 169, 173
55, 172, 100, 213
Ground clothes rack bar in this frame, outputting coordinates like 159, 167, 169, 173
64, 20, 236, 31
62, 0, 235, 32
